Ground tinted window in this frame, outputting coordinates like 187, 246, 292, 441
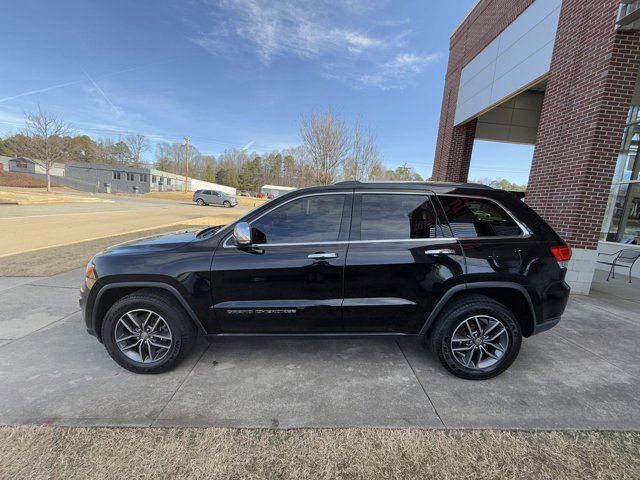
252, 194, 346, 244
438, 196, 522, 238
360, 194, 440, 240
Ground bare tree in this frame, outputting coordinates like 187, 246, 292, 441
344, 120, 379, 181
23, 108, 71, 192
124, 134, 149, 167
299, 110, 350, 185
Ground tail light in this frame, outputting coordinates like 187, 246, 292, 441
550, 245, 572, 268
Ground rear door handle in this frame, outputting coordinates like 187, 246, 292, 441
308, 252, 338, 259
425, 249, 455, 256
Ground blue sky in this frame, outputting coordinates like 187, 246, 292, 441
0, 0, 534, 184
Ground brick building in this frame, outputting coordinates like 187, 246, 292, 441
434, 0, 640, 293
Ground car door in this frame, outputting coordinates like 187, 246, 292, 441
342, 191, 465, 333
199, 190, 211, 203
211, 192, 352, 333
436, 193, 537, 282
206, 191, 219, 205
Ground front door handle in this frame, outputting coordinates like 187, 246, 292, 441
308, 252, 338, 260
425, 249, 455, 256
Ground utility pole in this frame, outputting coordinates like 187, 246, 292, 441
184, 136, 190, 192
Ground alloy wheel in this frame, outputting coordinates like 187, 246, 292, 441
450, 315, 509, 370
114, 309, 173, 364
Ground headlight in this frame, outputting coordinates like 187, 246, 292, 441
84, 259, 97, 289
85, 261, 96, 280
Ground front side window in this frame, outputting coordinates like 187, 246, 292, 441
251, 194, 346, 244
438, 196, 522, 238
360, 194, 440, 240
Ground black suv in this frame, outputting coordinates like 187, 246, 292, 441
80, 182, 571, 380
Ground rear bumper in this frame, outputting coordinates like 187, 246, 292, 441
532, 316, 561, 335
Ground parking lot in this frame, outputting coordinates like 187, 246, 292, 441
1, 267, 638, 430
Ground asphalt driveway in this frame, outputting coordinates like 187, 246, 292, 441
0, 268, 638, 429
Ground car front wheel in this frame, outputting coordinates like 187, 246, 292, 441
101, 290, 197, 374
223, 200, 231, 207
429, 294, 522, 380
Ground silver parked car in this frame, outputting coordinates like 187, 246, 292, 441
192, 189, 238, 207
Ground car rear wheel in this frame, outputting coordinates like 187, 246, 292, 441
101, 290, 197, 374
196, 198, 205, 206
428, 294, 522, 380
223, 200, 231, 207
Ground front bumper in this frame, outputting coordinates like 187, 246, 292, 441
79, 280, 97, 337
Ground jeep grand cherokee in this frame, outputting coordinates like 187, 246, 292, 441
80, 181, 571, 380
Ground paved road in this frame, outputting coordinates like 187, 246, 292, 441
0, 196, 249, 257
0, 268, 638, 429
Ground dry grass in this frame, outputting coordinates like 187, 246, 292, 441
0, 171, 59, 188
0, 223, 200, 276
0, 186, 105, 205
1, 427, 638, 480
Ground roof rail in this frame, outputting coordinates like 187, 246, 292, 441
333, 180, 493, 189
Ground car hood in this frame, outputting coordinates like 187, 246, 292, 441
105, 230, 199, 254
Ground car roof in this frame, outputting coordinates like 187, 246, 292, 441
283, 180, 496, 197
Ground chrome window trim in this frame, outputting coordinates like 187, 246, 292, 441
217, 191, 346, 237
221, 189, 532, 249
223, 237, 458, 249
356, 190, 443, 243
436, 193, 532, 239
351, 190, 531, 240
222, 192, 350, 248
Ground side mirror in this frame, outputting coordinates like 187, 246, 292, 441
233, 222, 252, 245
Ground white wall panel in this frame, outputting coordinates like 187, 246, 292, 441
454, 0, 562, 125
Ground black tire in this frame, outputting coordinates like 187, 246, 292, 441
196, 198, 205, 206
223, 200, 231, 208
428, 294, 522, 380
101, 289, 197, 374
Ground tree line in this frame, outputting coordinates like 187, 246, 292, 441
0, 108, 424, 192
154, 110, 423, 192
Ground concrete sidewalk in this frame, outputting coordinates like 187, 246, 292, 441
0, 268, 638, 429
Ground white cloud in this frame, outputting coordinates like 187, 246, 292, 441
190, 0, 440, 89
359, 52, 442, 89
193, 0, 393, 63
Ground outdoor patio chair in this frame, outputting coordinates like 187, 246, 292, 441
597, 249, 640, 283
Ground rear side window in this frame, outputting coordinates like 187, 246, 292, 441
437, 195, 522, 238
252, 194, 346, 244
359, 194, 441, 240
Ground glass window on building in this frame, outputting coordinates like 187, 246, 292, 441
126, 172, 135, 181
151, 175, 157, 183
602, 72, 640, 244
140, 174, 148, 182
